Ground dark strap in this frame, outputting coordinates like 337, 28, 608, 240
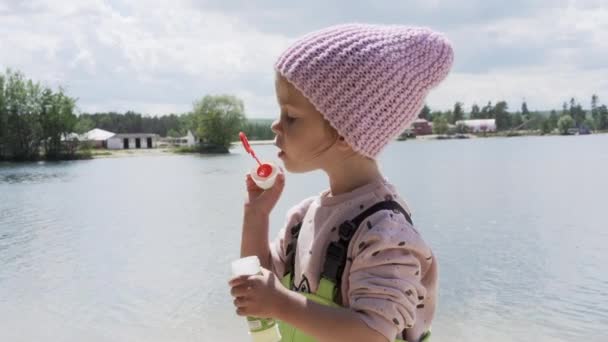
283, 222, 302, 289
351, 199, 412, 227
321, 200, 412, 304
284, 200, 412, 296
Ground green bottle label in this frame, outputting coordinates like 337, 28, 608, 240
247, 316, 277, 333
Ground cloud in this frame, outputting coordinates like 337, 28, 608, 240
0, 0, 606, 118
428, 65, 608, 112
1, 0, 289, 115
428, 3, 608, 110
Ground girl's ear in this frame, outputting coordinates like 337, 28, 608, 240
335, 135, 351, 152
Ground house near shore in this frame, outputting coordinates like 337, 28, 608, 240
107, 133, 159, 149
411, 118, 433, 135
80, 128, 159, 150
455, 119, 497, 133
80, 128, 115, 148
158, 130, 199, 148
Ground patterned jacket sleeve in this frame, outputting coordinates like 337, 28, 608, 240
269, 197, 316, 277
346, 212, 435, 341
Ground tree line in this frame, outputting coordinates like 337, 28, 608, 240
0, 69, 253, 160
75, 110, 275, 140
421, 97, 608, 135
0, 69, 79, 161
74, 111, 195, 138
3, 68, 607, 161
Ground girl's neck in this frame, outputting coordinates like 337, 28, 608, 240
324, 154, 382, 196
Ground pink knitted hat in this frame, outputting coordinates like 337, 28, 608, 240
275, 24, 454, 158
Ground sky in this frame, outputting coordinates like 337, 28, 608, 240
1, 0, 607, 118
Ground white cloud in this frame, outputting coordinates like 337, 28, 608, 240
0, 0, 289, 115
428, 3, 608, 111
428, 65, 608, 112
0, 0, 606, 117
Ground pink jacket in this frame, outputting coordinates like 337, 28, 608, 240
270, 176, 437, 341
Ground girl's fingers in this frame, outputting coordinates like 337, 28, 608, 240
233, 296, 250, 307
228, 275, 249, 287
258, 173, 284, 200
230, 284, 250, 297
246, 174, 263, 192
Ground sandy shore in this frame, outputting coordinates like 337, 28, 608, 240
90, 148, 176, 158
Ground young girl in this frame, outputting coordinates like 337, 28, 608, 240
230, 24, 453, 342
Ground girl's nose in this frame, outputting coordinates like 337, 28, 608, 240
271, 119, 282, 135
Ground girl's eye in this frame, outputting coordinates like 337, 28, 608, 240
284, 113, 297, 124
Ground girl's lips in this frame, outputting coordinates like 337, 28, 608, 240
274, 142, 285, 158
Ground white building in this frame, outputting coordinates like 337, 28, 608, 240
455, 119, 497, 133
159, 130, 199, 147
183, 130, 198, 146
107, 133, 159, 150
80, 128, 116, 148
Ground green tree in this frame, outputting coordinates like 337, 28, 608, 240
569, 98, 586, 127
541, 119, 552, 135
455, 122, 469, 134
432, 115, 449, 135
74, 115, 95, 134
193, 95, 246, 152
521, 101, 530, 121
79, 112, 192, 136
3, 70, 43, 160
470, 104, 481, 119
511, 112, 524, 129
419, 105, 431, 121
548, 110, 559, 133
452, 102, 464, 123
560, 102, 567, 116
584, 118, 596, 131
0, 69, 79, 161
494, 101, 510, 131
481, 101, 494, 119
591, 94, 599, 119
429, 110, 443, 123
241, 119, 274, 140
444, 110, 454, 125
558, 115, 575, 135
39, 88, 77, 159
0, 73, 6, 159
590, 95, 608, 130
526, 112, 548, 131
596, 105, 608, 130
167, 129, 182, 138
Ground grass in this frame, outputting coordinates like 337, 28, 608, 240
173, 146, 199, 154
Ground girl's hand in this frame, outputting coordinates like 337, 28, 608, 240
229, 268, 289, 318
244, 169, 285, 216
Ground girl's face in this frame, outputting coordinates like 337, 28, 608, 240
271, 74, 346, 173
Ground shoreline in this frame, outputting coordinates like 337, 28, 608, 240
2, 132, 606, 162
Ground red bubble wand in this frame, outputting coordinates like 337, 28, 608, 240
239, 132, 273, 177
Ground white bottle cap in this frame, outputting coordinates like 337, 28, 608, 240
250, 323, 282, 342
250, 162, 279, 190
231, 256, 261, 277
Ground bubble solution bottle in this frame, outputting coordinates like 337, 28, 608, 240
231, 256, 282, 342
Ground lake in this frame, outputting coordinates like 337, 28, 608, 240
1, 134, 607, 341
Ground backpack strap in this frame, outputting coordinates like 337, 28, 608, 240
322, 200, 412, 304
283, 221, 302, 289
283, 199, 412, 298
